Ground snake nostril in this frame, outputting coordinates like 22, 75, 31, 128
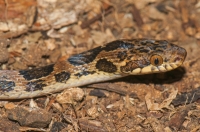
174, 57, 182, 62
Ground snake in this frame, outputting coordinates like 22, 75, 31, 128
0, 39, 187, 99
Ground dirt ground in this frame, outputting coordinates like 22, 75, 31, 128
0, 0, 200, 131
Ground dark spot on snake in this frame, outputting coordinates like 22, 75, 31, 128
164, 58, 168, 62
158, 40, 168, 45
26, 80, 46, 92
54, 71, 70, 83
103, 40, 134, 51
150, 45, 167, 50
68, 46, 102, 66
120, 61, 139, 73
0, 81, 15, 92
140, 41, 146, 45
19, 64, 54, 80
117, 51, 127, 61
74, 71, 95, 78
96, 59, 117, 73
154, 49, 164, 52
139, 49, 150, 53
68, 40, 135, 66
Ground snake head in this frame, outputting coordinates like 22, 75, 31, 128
119, 39, 187, 74
141, 40, 187, 74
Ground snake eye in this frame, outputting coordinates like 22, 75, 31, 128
150, 55, 163, 66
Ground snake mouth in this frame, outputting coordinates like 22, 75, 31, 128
151, 64, 177, 73
136, 63, 175, 74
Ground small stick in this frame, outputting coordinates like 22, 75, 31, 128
81, 6, 113, 29
130, 4, 144, 27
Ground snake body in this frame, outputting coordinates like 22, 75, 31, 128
0, 39, 187, 99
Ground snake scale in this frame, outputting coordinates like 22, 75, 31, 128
0, 39, 187, 99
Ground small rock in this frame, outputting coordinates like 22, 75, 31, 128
0, 118, 20, 132
7, 106, 52, 128
56, 88, 85, 104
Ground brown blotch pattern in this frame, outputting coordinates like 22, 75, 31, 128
103, 40, 134, 51
19, 64, 54, 80
68, 47, 102, 66
120, 61, 139, 73
96, 59, 117, 73
74, 71, 95, 77
0, 81, 15, 92
68, 40, 135, 66
26, 80, 46, 92
54, 71, 70, 83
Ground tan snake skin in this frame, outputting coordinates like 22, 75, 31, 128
0, 39, 187, 99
